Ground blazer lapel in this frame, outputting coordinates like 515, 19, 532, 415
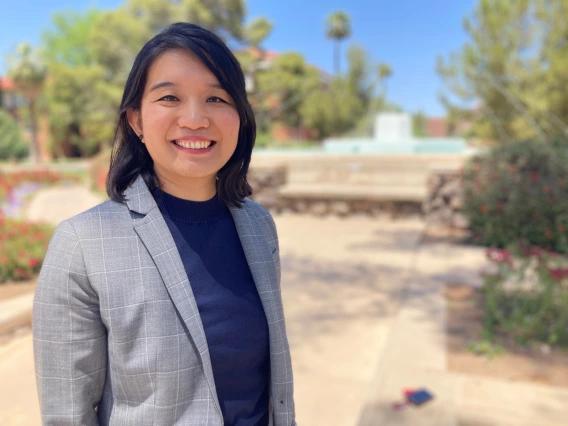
124, 176, 222, 417
229, 202, 282, 329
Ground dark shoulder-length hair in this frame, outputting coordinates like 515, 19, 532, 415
106, 22, 255, 208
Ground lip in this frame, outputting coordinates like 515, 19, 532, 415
173, 136, 214, 142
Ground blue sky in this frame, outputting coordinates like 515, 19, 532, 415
0, 0, 477, 116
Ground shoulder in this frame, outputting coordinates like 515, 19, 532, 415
242, 198, 275, 225
241, 198, 279, 242
57, 198, 132, 240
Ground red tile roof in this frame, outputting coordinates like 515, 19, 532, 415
0, 76, 15, 91
426, 117, 447, 137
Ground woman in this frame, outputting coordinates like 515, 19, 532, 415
33, 22, 296, 426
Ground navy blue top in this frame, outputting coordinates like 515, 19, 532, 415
152, 188, 270, 426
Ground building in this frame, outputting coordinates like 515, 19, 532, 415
0, 76, 25, 117
426, 116, 472, 138
0, 75, 51, 161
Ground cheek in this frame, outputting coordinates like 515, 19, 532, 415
141, 106, 173, 134
221, 110, 240, 145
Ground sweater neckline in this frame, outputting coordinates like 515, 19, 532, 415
152, 187, 228, 224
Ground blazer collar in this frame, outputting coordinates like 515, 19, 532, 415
123, 175, 157, 215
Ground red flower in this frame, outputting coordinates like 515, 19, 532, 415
486, 248, 512, 265
509, 164, 517, 173
28, 258, 39, 268
531, 172, 540, 182
480, 205, 488, 214
549, 267, 568, 282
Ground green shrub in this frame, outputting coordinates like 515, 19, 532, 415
254, 131, 274, 148
463, 140, 568, 253
0, 110, 28, 160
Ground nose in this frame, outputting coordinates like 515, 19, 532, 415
177, 99, 210, 129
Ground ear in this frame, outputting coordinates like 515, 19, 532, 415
126, 109, 143, 139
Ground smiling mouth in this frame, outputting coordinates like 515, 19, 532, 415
172, 140, 216, 149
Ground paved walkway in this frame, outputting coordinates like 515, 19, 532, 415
1, 210, 568, 425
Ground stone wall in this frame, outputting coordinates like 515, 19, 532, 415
423, 169, 469, 229
248, 166, 287, 209
248, 155, 472, 220
248, 165, 422, 217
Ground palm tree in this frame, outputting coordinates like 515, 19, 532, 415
325, 11, 351, 76
8, 43, 47, 163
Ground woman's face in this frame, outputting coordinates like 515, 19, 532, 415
128, 48, 240, 196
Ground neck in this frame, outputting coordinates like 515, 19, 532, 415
156, 171, 217, 201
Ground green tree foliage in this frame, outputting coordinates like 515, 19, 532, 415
325, 11, 351, 76
7, 43, 47, 162
0, 110, 28, 160
438, 0, 568, 144
234, 16, 273, 132
301, 45, 395, 139
256, 53, 321, 135
413, 111, 428, 137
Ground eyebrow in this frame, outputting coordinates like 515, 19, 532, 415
149, 81, 177, 92
148, 81, 225, 92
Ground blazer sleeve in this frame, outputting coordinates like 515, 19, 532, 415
32, 219, 107, 425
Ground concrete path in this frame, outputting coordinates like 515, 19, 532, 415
0, 293, 34, 335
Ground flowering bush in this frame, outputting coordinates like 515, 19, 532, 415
462, 140, 568, 253
0, 169, 82, 282
0, 214, 53, 282
482, 243, 568, 346
0, 169, 83, 202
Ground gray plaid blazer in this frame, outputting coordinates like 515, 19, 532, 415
33, 175, 296, 426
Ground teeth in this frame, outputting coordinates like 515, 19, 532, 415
174, 140, 212, 149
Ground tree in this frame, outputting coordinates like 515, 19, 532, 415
7, 43, 47, 162
534, 0, 568, 140
413, 111, 428, 137
256, 52, 321, 137
325, 11, 351, 76
234, 16, 274, 131
437, 0, 546, 144
300, 45, 395, 139
0, 110, 28, 160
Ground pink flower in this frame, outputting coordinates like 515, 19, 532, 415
486, 248, 513, 265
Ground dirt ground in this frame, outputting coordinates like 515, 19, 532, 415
445, 283, 568, 388
0, 280, 36, 301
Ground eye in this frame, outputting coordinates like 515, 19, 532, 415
157, 95, 179, 102
207, 96, 227, 103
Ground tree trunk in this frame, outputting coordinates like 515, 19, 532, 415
28, 98, 39, 163
334, 40, 341, 76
